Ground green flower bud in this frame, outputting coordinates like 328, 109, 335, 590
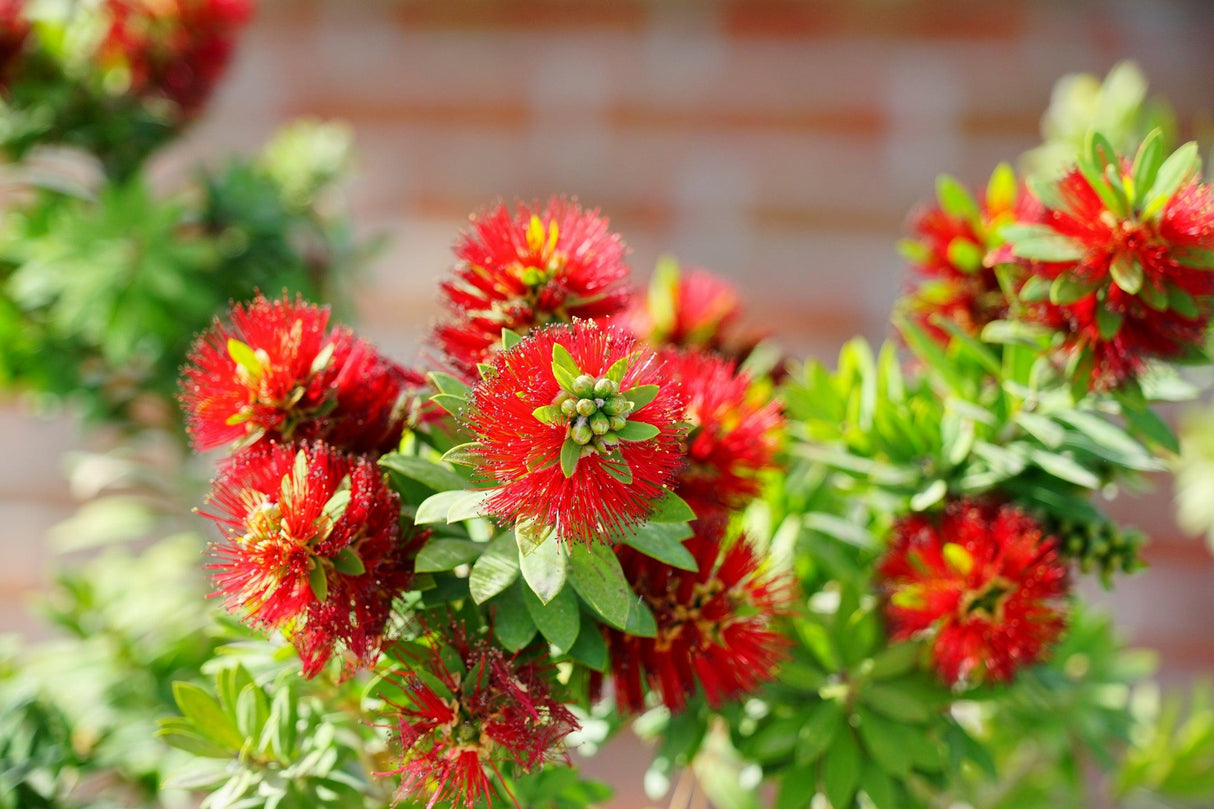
609, 415, 627, 432
591, 413, 610, 435
576, 398, 597, 417
602, 395, 629, 416
592, 436, 608, 453
560, 398, 577, 417
573, 375, 596, 397
593, 378, 617, 397
570, 420, 593, 445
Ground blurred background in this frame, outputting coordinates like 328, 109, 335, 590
3, 0, 1214, 803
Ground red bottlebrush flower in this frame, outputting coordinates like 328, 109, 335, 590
433, 198, 633, 379
100, 0, 253, 116
624, 261, 745, 350
180, 293, 426, 456
660, 348, 783, 516
462, 320, 686, 544
0, 0, 28, 93
201, 441, 416, 677
381, 625, 578, 809
877, 498, 1071, 688
900, 166, 1023, 341
1002, 140, 1214, 390
606, 520, 794, 713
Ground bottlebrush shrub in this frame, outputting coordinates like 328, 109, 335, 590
0, 0, 252, 178
161, 119, 1214, 809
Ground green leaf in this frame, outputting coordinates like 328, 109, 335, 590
172, 682, 245, 752
1002, 223, 1086, 262
856, 709, 914, 776
429, 371, 472, 398
502, 328, 523, 350
490, 584, 538, 651
431, 393, 467, 418
308, 562, 328, 602
821, 729, 861, 809
803, 512, 875, 549
898, 319, 965, 393
568, 541, 632, 630
415, 538, 483, 572
552, 342, 581, 376
519, 531, 567, 603
414, 488, 491, 524
448, 489, 492, 522
522, 583, 580, 652
226, 338, 263, 379
1028, 448, 1102, 489
909, 479, 947, 512
615, 421, 660, 442
1027, 176, 1074, 216
332, 546, 366, 575
794, 699, 845, 765
986, 162, 1017, 214
605, 351, 640, 384
156, 718, 235, 759
567, 620, 609, 671
622, 597, 658, 638
1097, 306, 1123, 339
1130, 128, 1164, 205
1118, 397, 1180, 453
469, 533, 521, 604
867, 642, 921, 681
600, 454, 634, 484
1168, 284, 1200, 318
936, 175, 980, 224
1050, 273, 1100, 304
440, 442, 482, 467
380, 453, 467, 492
560, 436, 582, 478
1143, 141, 1200, 219
647, 489, 697, 523
620, 522, 696, 571
862, 682, 933, 724
622, 384, 660, 411
1110, 252, 1144, 295
859, 761, 898, 809
533, 404, 564, 425
1018, 274, 1053, 302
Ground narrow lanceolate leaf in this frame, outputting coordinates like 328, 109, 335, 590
331, 546, 366, 576
1002, 224, 1086, 262
1049, 273, 1099, 305
935, 174, 981, 225
1097, 307, 1123, 340
560, 437, 582, 478
429, 371, 471, 398
1168, 284, 1200, 318
1143, 140, 1200, 220
1027, 176, 1073, 216
615, 421, 660, 442
1130, 129, 1164, 205
431, 393, 467, 418
1110, 252, 1144, 295
415, 538, 483, 572
622, 384, 660, 411
501, 328, 523, 350
308, 562, 329, 602
227, 338, 263, 379
440, 442, 482, 467
380, 454, 467, 492
605, 351, 641, 384
986, 162, 1017, 213
600, 455, 633, 484
552, 342, 580, 374
532, 405, 564, 425
172, 682, 245, 751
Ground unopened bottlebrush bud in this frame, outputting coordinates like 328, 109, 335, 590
594, 378, 617, 397
576, 398, 597, 417
573, 375, 596, 397
570, 420, 593, 445
560, 398, 577, 416
591, 413, 610, 435
609, 415, 627, 432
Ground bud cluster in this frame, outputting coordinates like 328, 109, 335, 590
554, 374, 635, 453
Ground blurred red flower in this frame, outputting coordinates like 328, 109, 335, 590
877, 498, 1070, 687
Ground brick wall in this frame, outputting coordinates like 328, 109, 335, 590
4, 0, 1214, 802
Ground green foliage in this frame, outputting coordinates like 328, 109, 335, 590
0, 120, 364, 432
1118, 680, 1214, 805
